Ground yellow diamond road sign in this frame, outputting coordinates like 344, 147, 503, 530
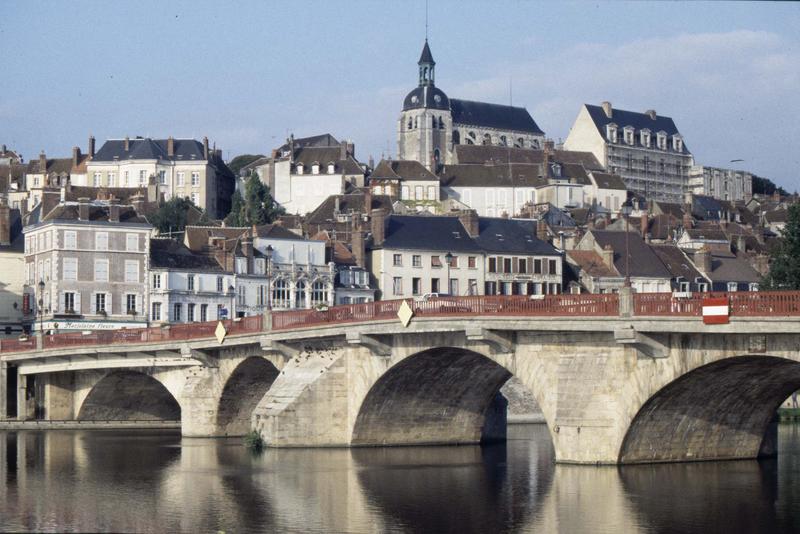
397, 300, 414, 327
215, 321, 227, 343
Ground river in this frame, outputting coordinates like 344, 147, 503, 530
2, 424, 800, 533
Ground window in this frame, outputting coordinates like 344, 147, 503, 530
468, 279, 478, 295
64, 292, 76, 313
191, 172, 200, 186
534, 259, 542, 274
393, 254, 402, 267
519, 259, 527, 274
152, 273, 161, 289
450, 256, 459, 269
124, 260, 139, 282
255, 258, 265, 275
94, 293, 106, 314
431, 255, 442, 268
412, 277, 422, 295
200, 304, 208, 322
95, 232, 108, 250
126, 294, 137, 314
468, 256, 476, 269
173, 303, 182, 322
549, 259, 558, 275
108, 172, 116, 187
412, 255, 422, 268
151, 302, 162, 321
64, 231, 77, 249
126, 233, 138, 251
749, 283, 759, 292
415, 185, 423, 199
485, 281, 497, 295
217, 304, 224, 319
503, 258, 512, 273
401, 186, 410, 200
327, 163, 335, 174
237, 285, 246, 306
191, 192, 200, 206
188, 303, 196, 321
187, 275, 195, 291
123, 171, 129, 186
373, 185, 382, 195
94, 259, 109, 282
431, 278, 440, 293
392, 277, 403, 296
217, 276, 224, 292
63, 258, 78, 280
311, 164, 319, 175
257, 285, 267, 306
311, 281, 326, 305
427, 186, 436, 200
727, 282, 738, 292
449, 278, 458, 295
159, 170, 167, 184
272, 280, 289, 308
296, 164, 304, 175
177, 172, 185, 186
139, 170, 148, 185
488, 257, 497, 273
93, 172, 101, 187
44, 259, 51, 281
679, 281, 690, 293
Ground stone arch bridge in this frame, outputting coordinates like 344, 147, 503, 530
3, 291, 800, 465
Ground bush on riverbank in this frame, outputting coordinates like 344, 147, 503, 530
244, 430, 265, 452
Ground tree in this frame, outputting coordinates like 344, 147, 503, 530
150, 197, 207, 235
227, 154, 265, 176
752, 175, 788, 197
224, 172, 284, 227
762, 203, 800, 289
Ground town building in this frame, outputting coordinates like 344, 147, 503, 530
689, 165, 753, 202
0, 196, 25, 337
0, 145, 22, 166
369, 210, 562, 299
82, 136, 235, 219
397, 41, 545, 171
563, 102, 693, 203
370, 159, 441, 209
305, 191, 393, 243
686, 246, 761, 292
22, 197, 152, 332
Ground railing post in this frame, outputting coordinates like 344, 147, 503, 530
619, 286, 633, 318
35, 332, 43, 350
263, 309, 273, 332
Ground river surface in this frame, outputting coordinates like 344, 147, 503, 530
2, 424, 800, 533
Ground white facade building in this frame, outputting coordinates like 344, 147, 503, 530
688, 165, 753, 202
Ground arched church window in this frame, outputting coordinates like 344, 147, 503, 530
423, 67, 428, 81
438, 116, 444, 129
467, 131, 476, 140
408, 118, 412, 129
452, 130, 460, 144
516, 137, 524, 148
499, 135, 507, 147
414, 117, 418, 128
483, 133, 492, 146
295, 280, 307, 308
432, 116, 437, 128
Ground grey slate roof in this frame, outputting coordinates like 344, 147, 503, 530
275, 133, 339, 155
150, 238, 224, 271
293, 147, 363, 175
371, 159, 438, 182
591, 171, 627, 190
584, 104, 691, 154
453, 145, 603, 170
450, 99, 544, 134
306, 193, 393, 225
403, 85, 450, 111
419, 40, 434, 64
93, 138, 207, 162
42, 202, 149, 225
651, 244, 704, 282
379, 215, 559, 256
589, 230, 671, 279
440, 163, 545, 188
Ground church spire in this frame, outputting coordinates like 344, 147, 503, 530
418, 40, 435, 87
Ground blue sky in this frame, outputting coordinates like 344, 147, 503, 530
2, 1, 799, 189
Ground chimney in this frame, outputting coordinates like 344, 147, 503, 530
601, 101, 613, 119
0, 196, 10, 246
72, 146, 81, 168
695, 246, 712, 274
537, 219, 548, 241
124, 136, 130, 152
351, 220, 366, 268
773, 190, 780, 202
543, 139, 555, 154
39, 151, 47, 175
737, 234, 746, 253
371, 209, 386, 246
640, 211, 649, 238
645, 109, 657, 120
20, 198, 27, 217
601, 244, 615, 270
203, 136, 209, 160
458, 209, 480, 238
167, 136, 175, 157
109, 199, 120, 223
131, 194, 144, 215
347, 141, 355, 158
241, 238, 254, 273
340, 141, 348, 161
78, 197, 90, 221
88, 135, 95, 158
271, 148, 279, 159
364, 187, 372, 213
682, 211, 693, 230
334, 196, 341, 214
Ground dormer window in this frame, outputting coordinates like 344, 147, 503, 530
606, 123, 618, 143
657, 132, 667, 150
327, 163, 335, 174
672, 135, 683, 152
311, 163, 320, 175
640, 129, 651, 148
296, 164, 304, 175
623, 126, 635, 146
551, 163, 562, 177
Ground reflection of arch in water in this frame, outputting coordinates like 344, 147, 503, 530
351, 347, 512, 446
77, 370, 181, 421
619, 356, 800, 464
216, 357, 279, 436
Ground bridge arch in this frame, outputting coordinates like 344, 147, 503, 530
351, 346, 513, 446
216, 357, 280, 436
619, 355, 800, 463
77, 370, 181, 421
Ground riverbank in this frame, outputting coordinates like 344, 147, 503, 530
779, 408, 800, 422
0, 420, 180, 430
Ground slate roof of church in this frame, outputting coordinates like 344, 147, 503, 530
450, 99, 544, 134
453, 145, 603, 170
92, 138, 207, 162
584, 104, 691, 155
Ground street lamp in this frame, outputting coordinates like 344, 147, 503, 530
265, 245, 274, 310
228, 284, 236, 320
37, 279, 45, 333
444, 252, 454, 295
620, 200, 633, 288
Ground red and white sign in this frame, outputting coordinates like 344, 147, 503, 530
702, 297, 729, 324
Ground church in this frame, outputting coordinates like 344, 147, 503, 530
397, 40, 546, 171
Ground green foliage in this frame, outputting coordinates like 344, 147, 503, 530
150, 197, 199, 235
224, 172, 284, 227
762, 203, 800, 290
244, 430, 265, 453
752, 175, 788, 197
228, 154, 265, 176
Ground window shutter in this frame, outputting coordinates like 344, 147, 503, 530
74, 292, 81, 314
90, 293, 96, 314
107, 293, 112, 315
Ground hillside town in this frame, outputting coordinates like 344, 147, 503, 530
0, 40, 792, 338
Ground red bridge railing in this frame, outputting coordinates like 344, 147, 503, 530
3, 292, 800, 354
